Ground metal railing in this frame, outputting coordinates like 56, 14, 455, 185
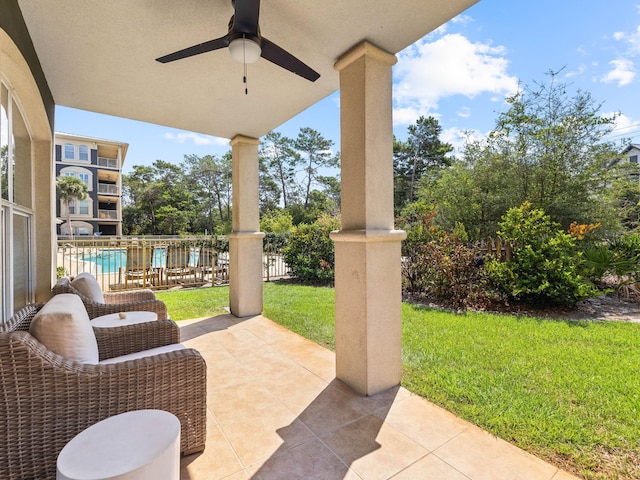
98, 183, 119, 195
98, 209, 118, 220
56, 235, 290, 292
97, 157, 119, 169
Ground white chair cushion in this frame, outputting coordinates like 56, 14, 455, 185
70, 272, 105, 304
99, 344, 186, 365
29, 293, 99, 364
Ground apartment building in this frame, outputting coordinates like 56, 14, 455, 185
54, 133, 128, 236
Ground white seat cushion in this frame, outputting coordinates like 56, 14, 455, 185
29, 293, 99, 364
70, 272, 105, 303
99, 344, 186, 365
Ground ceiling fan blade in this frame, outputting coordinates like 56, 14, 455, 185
261, 37, 320, 82
156, 36, 229, 63
232, 0, 261, 34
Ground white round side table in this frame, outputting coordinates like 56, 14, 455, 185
90, 310, 158, 328
56, 409, 180, 480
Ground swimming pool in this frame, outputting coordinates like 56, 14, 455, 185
83, 248, 171, 274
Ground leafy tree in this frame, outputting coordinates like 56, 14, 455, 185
1, 144, 7, 200
294, 127, 339, 208
259, 131, 300, 208
56, 175, 89, 239
260, 209, 294, 233
606, 160, 640, 231
420, 72, 623, 240
155, 205, 190, 235
122, 160, 194, 235
287, 190, 337, 226
394, 116, 453, 209
183, 153, 232, 234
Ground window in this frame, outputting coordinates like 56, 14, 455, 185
59, 168, 92, 191
64, 143, 75, 160
630, 155, 638, 164
1, 84, 8, 201
69, 200, 90, 215
1, 79, 34, 321
78, 200, 89, 215
78, 144, 89, 161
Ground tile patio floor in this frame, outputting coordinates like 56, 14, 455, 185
178, 314, 580, 480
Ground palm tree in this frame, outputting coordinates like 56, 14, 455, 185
56, 176, 89, 239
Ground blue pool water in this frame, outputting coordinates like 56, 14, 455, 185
83, 248, 180, 274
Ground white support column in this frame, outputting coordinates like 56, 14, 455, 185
228, 134, 265, 317
332, 42, 406, 396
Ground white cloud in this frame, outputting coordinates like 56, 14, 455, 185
609, 112, 640, 137
441, 127, 487, 156
393, 33, 519, 126
565, 65, 586, 78
611, 24, 640, 52
392, 106, 423, 126
163, 131, 228, 146
601, 58, 636, 86
457, 106, 471, 118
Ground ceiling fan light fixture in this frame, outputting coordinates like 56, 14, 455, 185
229, 37, 261, 63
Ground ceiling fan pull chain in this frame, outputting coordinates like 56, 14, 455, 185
243, 34, 249, 95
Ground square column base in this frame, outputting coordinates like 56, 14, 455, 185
331, 229, 406, 396
228, 232, 265, 317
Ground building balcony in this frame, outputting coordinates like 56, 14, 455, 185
97, 156, 119, 169
97, 183, 119, 195
98, 209, 118, 220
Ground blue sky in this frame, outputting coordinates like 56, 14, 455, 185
55, 0, 640, 174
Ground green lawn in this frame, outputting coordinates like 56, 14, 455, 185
161, 283, 640, 480
156, 287, 229, 320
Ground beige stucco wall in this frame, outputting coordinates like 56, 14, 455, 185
1, 28, 54, 306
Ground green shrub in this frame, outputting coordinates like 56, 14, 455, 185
282, 214, 339, 285
398, 202, 438, 293
399, 203, 491, 309
583, 232, 640, 297
485, 202, 597, 305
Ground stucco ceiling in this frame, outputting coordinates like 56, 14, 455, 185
18, 0, 478, 141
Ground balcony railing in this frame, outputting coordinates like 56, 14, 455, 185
98, 209, 118, 220
56, 236, 291, 292
97, 156, 119, 169
98, 183, 119, 195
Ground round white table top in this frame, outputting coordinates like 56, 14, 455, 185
90, 310, 157, 328
57, 409, 180, 480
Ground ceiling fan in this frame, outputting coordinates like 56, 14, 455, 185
156, 0, 320, 83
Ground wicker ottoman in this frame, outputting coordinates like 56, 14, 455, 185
57, 409, 180, 480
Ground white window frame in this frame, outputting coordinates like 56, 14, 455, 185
78, 144, 89, 161
64, 143, 75, 160
68, 198, 91, 216
0, 77, 34, 322
59, 166, 93, 191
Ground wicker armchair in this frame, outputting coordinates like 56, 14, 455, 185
52, 276, 169, 320
0, 303, 206, 480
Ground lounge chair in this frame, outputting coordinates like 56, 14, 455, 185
0, 296, 206, 479
165, 245, 197, 285
120, 244, 158, 288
